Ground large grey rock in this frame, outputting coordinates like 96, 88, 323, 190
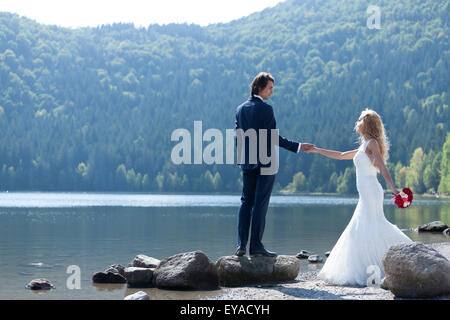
124, 267, 155, 288
418, 221, 449, 232
124, 291, 150, 300
216, 255, 300, 287
382, 242, 450, 298
428, 242, 450, 260
152, 251, 219, 290
26, 278, 55, 290
92, 271, 126, 284
128, 254, 161, 268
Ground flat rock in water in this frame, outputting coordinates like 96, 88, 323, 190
382, 242, 450, 298
216, 255, 300, 287
324, 251, 331, 257
153, 251, 219, 290
418, 221, 449, 232
26, 278, 54, 290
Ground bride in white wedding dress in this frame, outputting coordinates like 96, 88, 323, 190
308, 109, 413, 287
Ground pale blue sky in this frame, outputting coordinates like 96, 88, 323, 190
0, 0, 285, 28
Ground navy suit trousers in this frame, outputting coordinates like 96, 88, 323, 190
237, 167, 276, 252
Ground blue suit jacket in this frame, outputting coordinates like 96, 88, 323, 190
235, 95, 300, 170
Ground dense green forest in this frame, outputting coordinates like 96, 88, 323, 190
0, 0, 449, 194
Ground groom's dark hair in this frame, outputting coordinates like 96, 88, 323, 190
250, 72, 274, 96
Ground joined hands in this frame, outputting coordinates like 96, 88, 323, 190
304, 145, 319, 154
301, 143, 315, 152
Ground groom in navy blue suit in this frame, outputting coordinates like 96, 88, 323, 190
235, 72, 314, 257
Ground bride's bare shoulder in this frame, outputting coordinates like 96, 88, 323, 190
365, 139, 380, 154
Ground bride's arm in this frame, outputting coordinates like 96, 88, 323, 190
307, 147, 358, 160
366, 140, 399, 195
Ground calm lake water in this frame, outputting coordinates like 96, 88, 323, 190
0, 192, 449, 300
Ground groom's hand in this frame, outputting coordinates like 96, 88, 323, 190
301, 143, 315, 152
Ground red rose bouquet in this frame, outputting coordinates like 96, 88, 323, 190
394, 188, 413, 208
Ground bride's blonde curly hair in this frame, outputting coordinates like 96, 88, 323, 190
356, 109, 389, 163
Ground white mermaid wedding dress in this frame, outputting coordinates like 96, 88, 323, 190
317, 139, 413, 287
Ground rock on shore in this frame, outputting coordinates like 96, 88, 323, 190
216, 255, 300, 287
382, 242, 450, 298
152, 250, 219, 290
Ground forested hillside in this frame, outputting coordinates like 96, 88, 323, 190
0, 0, 449, 193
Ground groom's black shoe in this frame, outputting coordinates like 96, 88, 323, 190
249, 249, 277, 257
234, 247, 246, 257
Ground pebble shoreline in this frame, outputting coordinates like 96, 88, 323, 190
207, 242, 450, 300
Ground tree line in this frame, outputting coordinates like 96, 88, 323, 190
0, 0, 448, 194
